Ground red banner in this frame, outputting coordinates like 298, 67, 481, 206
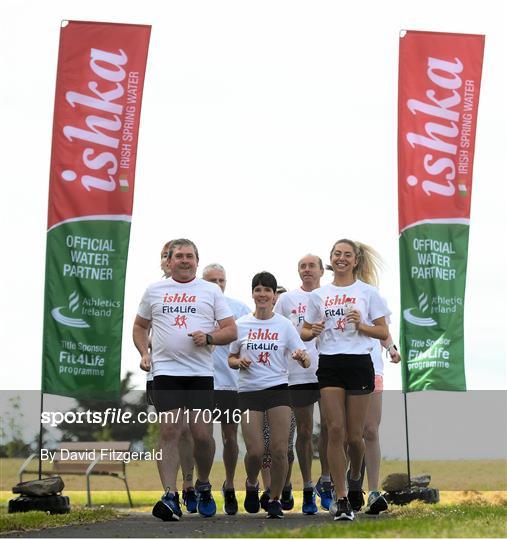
48, 21, 151, 229
398, 30, 485, 232
42, 21, 150, 399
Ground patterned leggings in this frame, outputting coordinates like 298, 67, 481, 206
262, 410, 296, 469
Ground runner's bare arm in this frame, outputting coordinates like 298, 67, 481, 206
133, 315, 151, 371
189, 316, 237, 347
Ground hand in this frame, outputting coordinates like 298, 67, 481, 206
188, 331, 208, 347
140, 353, 151, 372
389, 348, 401, 364
311, 321, 325, 337
346, 309, 362, 329
292, 349, 310, 368
238, 358, 252, 370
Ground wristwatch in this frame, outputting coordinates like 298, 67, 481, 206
205, 334, 213, 345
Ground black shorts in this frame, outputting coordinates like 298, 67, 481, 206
317, 354, 374, 395
146, 380, 154, 407
152, 375, 214, 412
214, 390, 239, 423
289, 382, 320, 408
239, 384, 291, 412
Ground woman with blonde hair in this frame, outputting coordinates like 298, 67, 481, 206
301, 239, 389, 521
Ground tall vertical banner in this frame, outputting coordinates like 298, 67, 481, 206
398, 30, 484, 392
42, 21, 151, 399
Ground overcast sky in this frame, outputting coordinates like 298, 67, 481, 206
1, 0, 505, 392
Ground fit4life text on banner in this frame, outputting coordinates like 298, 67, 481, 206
398, 30, 484, 392
42, 21, 151, 400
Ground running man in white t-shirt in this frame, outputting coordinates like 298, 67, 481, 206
133, 239, 237, 521
202, 263, 250, 516
145, 240, 197, 514
228, 272, 310, 519
274, 254, 326, 515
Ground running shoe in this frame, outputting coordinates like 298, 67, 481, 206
330, 496, 354, 521
281, 484, 294, 510
152, 491, 183, 521
267, 499, 284, 519
347, 472, 365, 511
222, 483, 238, 515
315, 478, 333, 510
195, 482, 216, 517
260, 489, 271, 511
182, 488, 197, 514
302, 487, 318, 515
244, 482, 260, 513
365, 491, 388, 515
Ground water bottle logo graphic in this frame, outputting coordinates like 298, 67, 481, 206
403, 292, 437, 327
51, 291, 90, 328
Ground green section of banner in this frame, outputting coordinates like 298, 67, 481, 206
399, 223, 469, 392
41, 220, 131, 400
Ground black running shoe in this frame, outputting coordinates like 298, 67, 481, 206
260, 489, 271, 511
222, 483, 238, 515
281, 484, 294, 511
347, 488, 365, 512
152, 491, 183, 521
267, 499, 284, 519
330, 497, 354, 521
244, 482, 260, 513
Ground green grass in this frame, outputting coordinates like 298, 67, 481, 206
238, 503, 507, 538
0, 507, 120, 534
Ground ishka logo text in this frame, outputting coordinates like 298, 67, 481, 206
61, 48, 136, 193
162, 293, 197, 314
246, 328, 279, 351
405, 56, 475, 198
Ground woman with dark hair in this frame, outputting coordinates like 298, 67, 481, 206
301, 240, 388, 521
228, 272, 310, 519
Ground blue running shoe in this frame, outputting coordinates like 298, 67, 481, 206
182, 488, 197, 514
315, 477, 333, 510
302, 487, 318, 515
196, 482, 216, 517
152, 491, 183, 521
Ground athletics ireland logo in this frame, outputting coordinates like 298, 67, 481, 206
403, 292, 437, 327
51, 291, 90, 328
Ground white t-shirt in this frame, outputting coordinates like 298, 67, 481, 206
274, 288, 318, 385
213, 297, 251, 391
229, 313, 306, 392
370, 297, 392, 376
305, 280, 389, 356
137, 277, 233, 377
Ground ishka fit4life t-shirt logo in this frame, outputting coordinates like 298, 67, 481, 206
323, 294, 357, 333
162, 292, 196, 329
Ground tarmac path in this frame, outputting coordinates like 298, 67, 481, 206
4, 509, 384, 538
